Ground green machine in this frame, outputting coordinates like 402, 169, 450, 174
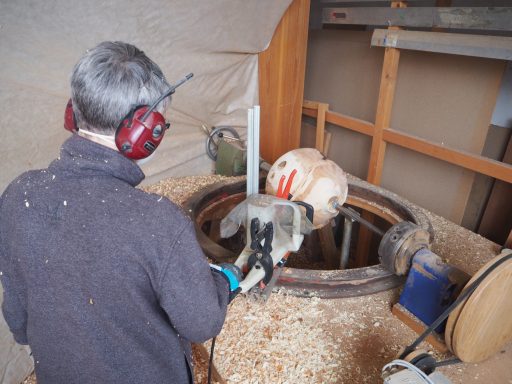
205, 126, 269, 176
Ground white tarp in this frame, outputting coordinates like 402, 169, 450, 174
0, 1, 291, 382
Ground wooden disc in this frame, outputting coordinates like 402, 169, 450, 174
451, 251, 512, 363
443, 253, 503, 352
444, 288, 469, 353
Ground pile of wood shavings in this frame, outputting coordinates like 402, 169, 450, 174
208, 288, 436, 384
141, 175, 244, 206
144, 174, 508, 383
426, 212, 501, 276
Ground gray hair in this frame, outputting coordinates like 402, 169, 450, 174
70, 41, 170, 134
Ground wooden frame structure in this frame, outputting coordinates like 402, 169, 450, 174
303, 105, 512, 185
303, 0, 512, 187
304, 1, 512, 252
259, 0, 512, 247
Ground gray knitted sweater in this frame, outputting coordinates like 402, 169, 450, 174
0, 135, 229, 383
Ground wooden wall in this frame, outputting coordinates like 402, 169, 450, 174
258, 0, 310, 164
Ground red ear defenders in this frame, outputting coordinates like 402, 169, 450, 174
64, 100, 169, 160
64, 72, 193, 160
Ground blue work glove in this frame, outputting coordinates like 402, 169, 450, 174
209, 263, 242, 302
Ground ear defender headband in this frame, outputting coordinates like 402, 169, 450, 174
64, 73, 193, 160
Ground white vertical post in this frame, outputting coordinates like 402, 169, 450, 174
252, 105, 260, 196
246, 106, 261, 198
247, 108, 254, 197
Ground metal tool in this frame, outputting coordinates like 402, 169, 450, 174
205, 126, 241, 161
334, 203, 385, 237
227, 194, 306, 293
378, 220, 431, 276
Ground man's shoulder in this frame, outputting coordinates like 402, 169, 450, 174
1, 169, 50, 200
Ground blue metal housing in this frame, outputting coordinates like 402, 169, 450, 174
398, 249, 468, 333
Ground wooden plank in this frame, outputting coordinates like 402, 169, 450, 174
478, 135, 512, 243
318, 221, 339, 269
303, 103, 512, 184
323, 130, 333, 156
323, 7, 512, 31
383, 128, 512, 184
195, 344, 227, 384
372, 29, 512, 60
357, 1, 404, 266
303, 99, 321, 110
302, 108, 375, 136
354, 210, 373, 268
451, 252, 512, 362
259, 0, 310, 164
392, 304, 449, 353
366, 35, 401, 184
315, 102, 329, 153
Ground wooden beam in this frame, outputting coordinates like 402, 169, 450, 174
372, 29, 512, 61
366, 37, 401, 183
303, 107, 375, 136
315, 102, 329, 153
383, 128, 512, 184
477, 135, 512, 244
392, 304, 449, 353
259, 0, 310, 164
318, 221, 339, 269
361, 3, 403, 270
303, 99, 322, 110
323, 7, 512, 31
356, 1, 405, 267
302, 102, 512, 184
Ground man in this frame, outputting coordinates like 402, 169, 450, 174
0, 41, 238, 383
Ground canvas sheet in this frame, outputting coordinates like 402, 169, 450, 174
0, 1, 291, 382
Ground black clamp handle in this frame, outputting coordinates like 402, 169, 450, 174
248, 218, 274, 285
294, 201, 314, 223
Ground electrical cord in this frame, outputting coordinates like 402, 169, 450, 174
207, 337, 216, 384
432, 357, 462, 368
399, 251, 512, 360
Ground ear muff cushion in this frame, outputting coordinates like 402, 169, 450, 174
115, 106, 167, 160
64, 99, 78, 132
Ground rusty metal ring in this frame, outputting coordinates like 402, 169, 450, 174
183, 178, 433, 298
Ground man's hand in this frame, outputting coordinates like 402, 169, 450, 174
209, 263, 243, 302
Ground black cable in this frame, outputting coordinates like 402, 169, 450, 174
432, 358, 462, 368
399, 251, 512, 359
207, 336, 216, 384
140, 73, 193, 121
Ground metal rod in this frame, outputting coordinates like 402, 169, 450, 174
252, 106, 260, 195
246, 108, 254, 197
340, 217, 353, 269
335, 204, 385, 237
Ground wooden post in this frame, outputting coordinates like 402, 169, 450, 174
312, 101, 339, 267
258, 0, 311, 164
366, 1, 406, 185
356, 1, 406, 267
315, 102, 329, 155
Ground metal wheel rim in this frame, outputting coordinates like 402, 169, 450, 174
184, 178, 433, 298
